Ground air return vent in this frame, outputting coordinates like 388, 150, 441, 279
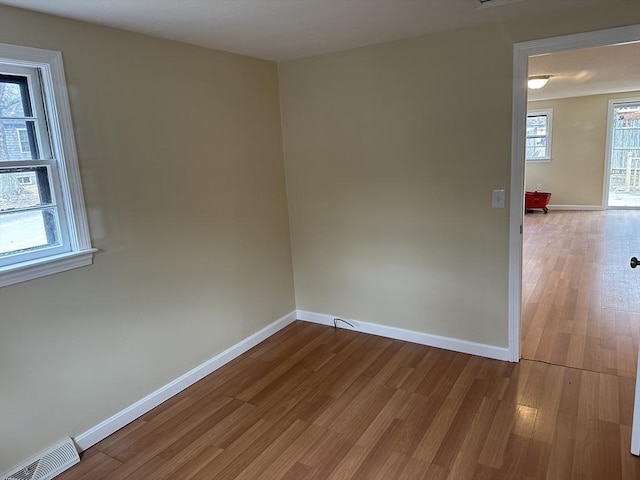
477, 0, 525, 8
2, 438, 80, 480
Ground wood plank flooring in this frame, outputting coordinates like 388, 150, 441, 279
57, 319, 640, 479
522, 210, 640, 377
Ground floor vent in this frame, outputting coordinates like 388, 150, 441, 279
2, 438, 80, 480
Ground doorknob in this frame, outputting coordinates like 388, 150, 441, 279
632, 257, 639, 269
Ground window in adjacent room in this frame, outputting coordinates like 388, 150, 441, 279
0, 44, 95, 287
16, 127, 31, 154
526, 108, 553, 161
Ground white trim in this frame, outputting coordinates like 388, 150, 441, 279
0, 248, 97, 287
604, 98, 616, 208
41, 49, 93, 251
74, 310, 297, 451
297, 310, 511, 362
632, 349, 640, 456
508, 39, 527, 362
509, 25, 640, 363
524, 158, 551, 164
546, 204, 604, 211
603, 96, 640, 209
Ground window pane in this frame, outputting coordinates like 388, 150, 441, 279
526, 115, 547, 136
527, 147, 546, 160
526, 137, 547, 148
0, 166, 52, 211
0, 208, 61, 256
0, 78, 30, 117
527, 114, 547, 126
526, 124, 547, 136
526, 146, 547, 159
526, 135, 547, 157
0, 119, 40, 160
613, 105, 640, 128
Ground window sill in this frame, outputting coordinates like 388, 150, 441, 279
0, 248, 98, 287
525, 158, 552, 163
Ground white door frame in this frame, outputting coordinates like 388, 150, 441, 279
604, 96, 640, 209
508, 24, 640, 362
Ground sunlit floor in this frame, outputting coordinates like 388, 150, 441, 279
522, 210, 640, 375
608, 189, 640, 207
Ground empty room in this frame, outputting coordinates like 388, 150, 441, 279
0, 1, 639, 479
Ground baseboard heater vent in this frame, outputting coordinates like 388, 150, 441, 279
2, 438, 80, 480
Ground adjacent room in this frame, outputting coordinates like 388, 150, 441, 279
522, 43, 640, 372
0, 1, 639, 479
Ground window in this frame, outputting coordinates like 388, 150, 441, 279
526, 108, 553, 161
607, 100, 640, 207
16, 128, 31, 154
0, 44, 95, 287
17, 174, 34, 185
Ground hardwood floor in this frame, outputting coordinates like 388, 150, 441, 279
56, 210, 640, 479
57, 319, 639, 480
522, 210, 640, 377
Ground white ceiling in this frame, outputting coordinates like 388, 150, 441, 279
528, 42, 640, 101
0, 0, 615, 62
1, 0, 636, 99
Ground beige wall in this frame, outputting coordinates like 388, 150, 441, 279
1, 1, 639, 474
278, 4, 639, 344
0, 6, 295, 472
526, 91, 640, 206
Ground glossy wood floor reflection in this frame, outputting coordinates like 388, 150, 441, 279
57, 321, 639, 480
522, 210, 640, 377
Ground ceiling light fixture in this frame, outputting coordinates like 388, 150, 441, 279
528, 75, 551, 89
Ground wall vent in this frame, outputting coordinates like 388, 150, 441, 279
2, 438, 80, 480
477, 0, 525, 8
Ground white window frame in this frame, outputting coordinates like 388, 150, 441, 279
0, 44, 96, 287
525, 108, 553, 162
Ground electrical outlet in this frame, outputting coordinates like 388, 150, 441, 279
536, 183, 542, 191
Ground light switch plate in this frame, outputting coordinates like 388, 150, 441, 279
492, 189, 505, 208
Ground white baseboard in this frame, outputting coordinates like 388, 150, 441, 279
297, 310, 511, 362
73, 307, 511, 454
74, 310, 297, 452
546, 204, 603, 211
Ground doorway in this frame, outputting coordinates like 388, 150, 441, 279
521, 44, 640, 370
508, 24, 640, 362
509, 24, 640, 457
606, 99, 640, 208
